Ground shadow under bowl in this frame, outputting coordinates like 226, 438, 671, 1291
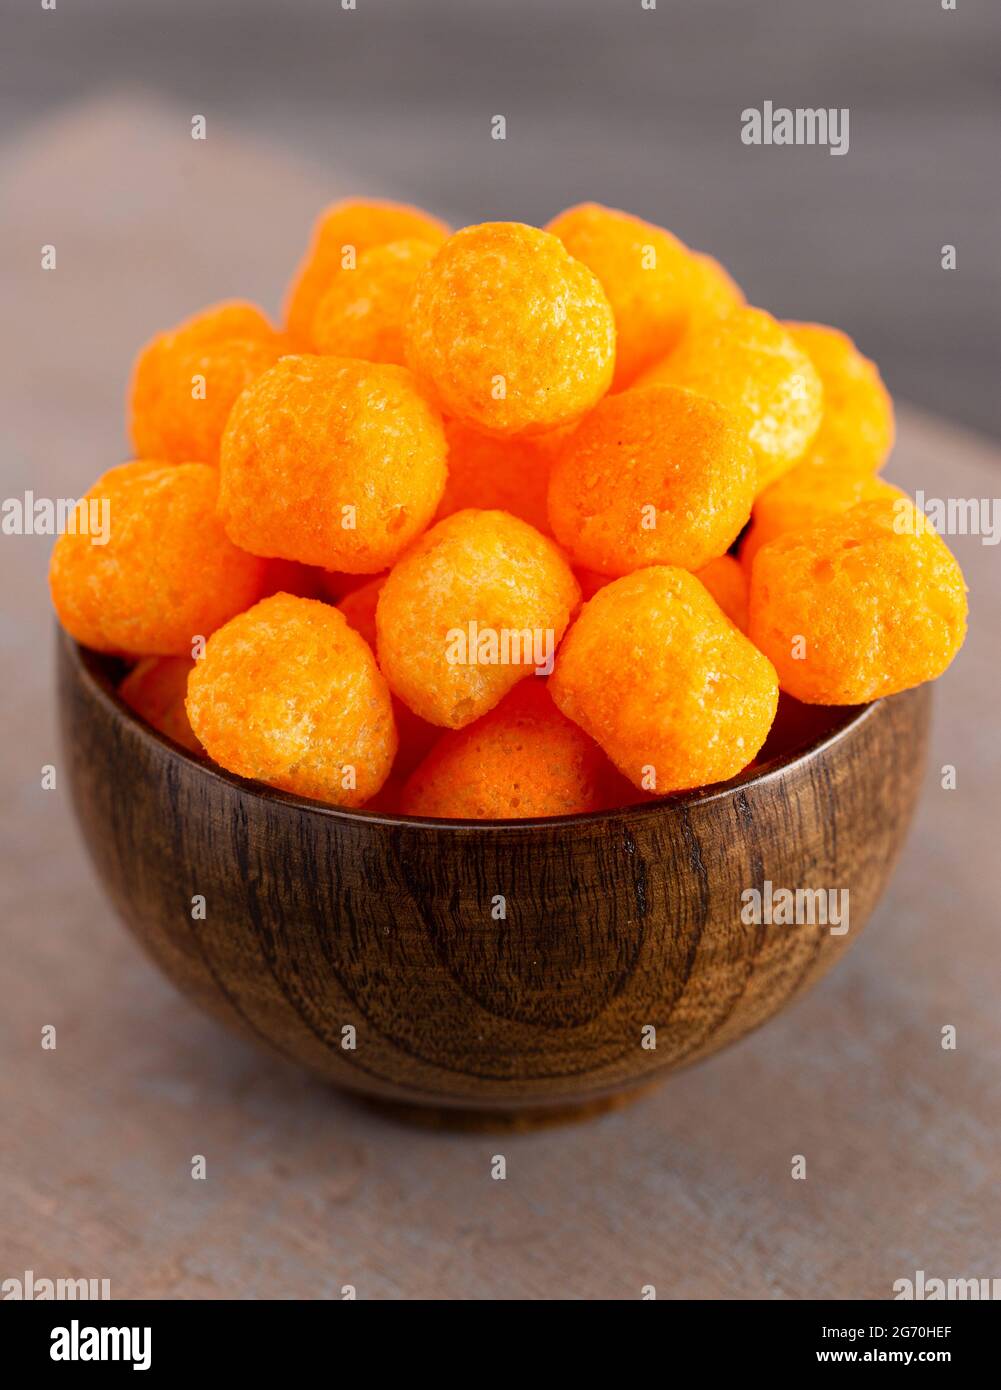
57, 631, 931, 1120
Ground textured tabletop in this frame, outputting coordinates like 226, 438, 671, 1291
1, 100, 998, 1300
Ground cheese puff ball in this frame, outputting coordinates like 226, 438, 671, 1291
186, 593, 397, 805
400, 679, 606, 819
119, 657, 202, 754
785, 321, 895, 474
335, 576, 441, 776
50, 462, 266, 655
741, 469, 903, 573
376, 509, 580, 728
311, 239, 438, 364
404, 222, 616, 437
337, 574, 385, 650
547, 385, 755, 575
684, 251, 745, 337
437, 419, 553, 535
545, 202, 696, 388
128, 301, 288, 465
550, 566, 778, 792
284, 199, 450, 348
148, 299, 277, 347
747, 497, 967, 705
219, 355, 447, 573
639, 307, 823, 491
695, 554, 749, 632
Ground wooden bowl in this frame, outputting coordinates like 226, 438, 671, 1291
58, 630, 931, 1122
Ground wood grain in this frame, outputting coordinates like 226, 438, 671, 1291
58, 634, 931, 1116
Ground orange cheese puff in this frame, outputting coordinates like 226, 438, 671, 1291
376, 509, 580, 729
695, 554, 749, 632
337, 574, 386, 650
683, 251, 745, 337
748, 497, 967, 705
740, 469, 903, 573
550, 566, 778, 793
638, 306, 823, 491
186, 593, 397, 805
146, 300, 277, 347
400, 679, 606, 819
547, 385, 755, 575
437, 419, 553, 535
784, 321, 895, 473
49, 462, 266, 656
284, 199, 450, 348
404, 222, 616, 437
312, 239, 438, 364
119, 656, 202, 754
545, 202, 696, 388
128, 300, 287, 465
219, 355, 447, 573
336, 576, 440, 776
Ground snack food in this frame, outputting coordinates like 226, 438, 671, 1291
547, 384, 755, 574
545, 202, 695, 388
218, 355, 447, 572
400, 679, 606, 819
785, 321, 895, 474
638, 306, 824, 490
550, 566, 779, 792
119, 657, 202, 754
404, 222, 616, 436
747, 497, 968, 704
437, 420, 554, 534
129, 300, 287, 465
376, 509, 580, 728
49, 461, 266, 655
185, 593, 397, 804
741, 470, 903, 573
696, 554, 749, 632
50, 198, 969, 820
311, 238, 439, 365
284, 198, 450, 347
335, 576, 441, 777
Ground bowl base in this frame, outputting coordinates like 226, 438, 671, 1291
351, 1082, 660, 1133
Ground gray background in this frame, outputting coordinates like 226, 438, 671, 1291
3, 0, 999, 435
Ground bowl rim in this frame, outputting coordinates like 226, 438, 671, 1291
63, 629, 883, 834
